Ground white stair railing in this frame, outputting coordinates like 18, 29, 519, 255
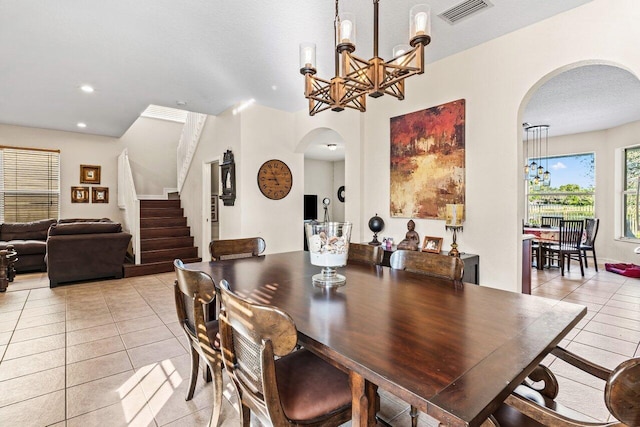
177, 112, 207, 192
118, 148, 141, 264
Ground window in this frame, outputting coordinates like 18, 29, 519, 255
526, 153, 595, 224
0, 147, 60, 222
623, 146, 640, 238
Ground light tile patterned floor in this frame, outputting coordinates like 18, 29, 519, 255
0, 264, 637, 426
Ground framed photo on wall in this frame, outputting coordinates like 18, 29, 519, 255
92, 187, 109, 203
422, 236, 443, 254
80, 165, 101, 184
71, 186, 90, 203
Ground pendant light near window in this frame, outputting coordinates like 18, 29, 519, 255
523, 123, 551, 188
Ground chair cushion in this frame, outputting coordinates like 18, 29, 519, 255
493, 384, 594, 426
275, 348, 351, 422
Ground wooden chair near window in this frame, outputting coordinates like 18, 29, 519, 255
581, 218, 600, 271
493, 346, 640, 427
546, 219, 585, 276
218, 280, 352, 427
541, 216, 562, 228
173, 259, 224, 427
389, 249, 464, 427
348, 243, 384, 266
209, 237, 266, 261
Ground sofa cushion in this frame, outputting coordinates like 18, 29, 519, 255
57, 218, 112, 224
0, 219, 57, 241
0, 240, 47, 255
48, 222, 122, 236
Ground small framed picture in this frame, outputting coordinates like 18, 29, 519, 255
92, 187, 109, 203
71, 186, 90, 203
422, 236, 443, 254
80, 165, 101, 184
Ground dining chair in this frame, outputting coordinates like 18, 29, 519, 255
173, 259, 224, 427
541, 216, 562, 228
348, 243, 384, 266
581, 218, 600, 271
523, 219, 540, 268
389, 250, 464, 281
546, 219, 585, 276
218, 280, 353, 427
209, 237, 266, 261
492, 345, 640, 427
389, 249, 464, 427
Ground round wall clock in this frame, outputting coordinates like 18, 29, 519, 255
337, 185, 345, 202
257, 159, 292, 200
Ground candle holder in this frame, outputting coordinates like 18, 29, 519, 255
445, 225, 463, 257
445, 204, 465, 257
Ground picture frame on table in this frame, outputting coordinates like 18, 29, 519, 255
422, 236, 443, 253
80, 165, 101, 184
91, 187, 109, 203
71, 186, 90, 203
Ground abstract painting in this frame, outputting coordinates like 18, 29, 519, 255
390, 99, 465, 219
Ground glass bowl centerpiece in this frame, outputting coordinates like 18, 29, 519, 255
305, 222, 352, 288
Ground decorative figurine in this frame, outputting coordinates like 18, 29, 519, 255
397, 219, 420, 251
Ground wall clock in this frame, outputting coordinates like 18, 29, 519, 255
337, 185, 345, 202
257, 159, 292, 200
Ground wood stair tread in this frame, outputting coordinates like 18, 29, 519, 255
132, 199, 200, 277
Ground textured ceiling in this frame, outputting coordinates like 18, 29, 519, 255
523, 64, 640, 138
0, 0, 593, 138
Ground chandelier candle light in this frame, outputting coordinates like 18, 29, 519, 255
445, 204, 464, 257
300, 0, 431, 116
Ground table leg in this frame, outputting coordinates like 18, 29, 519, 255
349, 371, 378, 427
0, 250, 8, 292
536, 243, 544, 270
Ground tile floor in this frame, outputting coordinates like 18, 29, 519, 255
0, 264, 638, 426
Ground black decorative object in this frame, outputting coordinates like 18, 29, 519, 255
368, 214, 384, 246
219, 150, 236, 206
337, 185, 345, 202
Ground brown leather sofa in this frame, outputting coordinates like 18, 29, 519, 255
0, 219, 57, 272
46, 220, 131, 287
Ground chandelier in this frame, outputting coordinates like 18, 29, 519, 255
523, 123, 551, 188
299, 0, 431, 116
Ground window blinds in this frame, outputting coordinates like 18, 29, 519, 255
0, 147, 60, 223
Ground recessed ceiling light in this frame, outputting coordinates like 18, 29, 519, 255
271, 85, 278, 91
80, 85, 94, 93
176, 100, 187, 106
77, 122, 87, 128
327, 144, 337, 151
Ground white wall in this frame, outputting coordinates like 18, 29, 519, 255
119, 117, 181, 197
333, 160, 345, 222
0, 117, 181, 223
181, 104, 304, 258
304, 158, 335, 221
342, 0, 640, 292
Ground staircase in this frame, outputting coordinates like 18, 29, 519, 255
123, 199, 201, 277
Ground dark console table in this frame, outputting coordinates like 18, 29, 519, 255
380, 246, 480, 284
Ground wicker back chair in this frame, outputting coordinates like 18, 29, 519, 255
173, 259, 223, 427
218, 280, 352, 427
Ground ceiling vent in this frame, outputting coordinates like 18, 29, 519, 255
438, 0, 493, 25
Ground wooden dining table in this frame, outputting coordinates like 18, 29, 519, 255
523, 226, 560, 270
186, 251, 585, 427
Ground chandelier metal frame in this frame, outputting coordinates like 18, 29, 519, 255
300, 0, 431, 116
